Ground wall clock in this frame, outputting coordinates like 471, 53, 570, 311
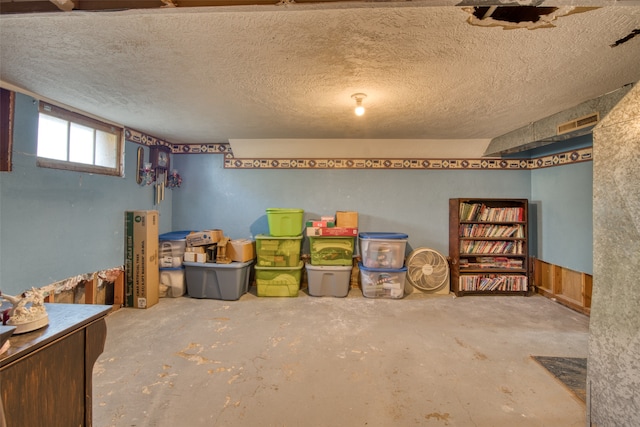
150, 145, 171, 171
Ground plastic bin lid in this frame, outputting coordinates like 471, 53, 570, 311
266, 208, 304, 213
305, 264, 352, 271
159, 266, 185, 271
358, 262, 408, 272
159, 230, 194, 241
255, 233, 303, 240
254, 261, 304, 270
183, 260, 253, 269
358, 232, 408, 240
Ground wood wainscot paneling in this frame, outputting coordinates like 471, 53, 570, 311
533, 258, 592, 315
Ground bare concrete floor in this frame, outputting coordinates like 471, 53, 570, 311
93, 290, 589, 427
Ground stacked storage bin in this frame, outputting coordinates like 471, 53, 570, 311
305, 213, 358, 297
158, 231, 192, 297
255, 208, 304, 297
358, 232, 409, 299
183, 260, 253, 301
182, 231, 255, 301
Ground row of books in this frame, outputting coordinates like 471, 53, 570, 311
459, 203, 524, 222
460, 240, 524, 255
459, 224, 524, 238
459, 274, 528, 291
459, 257, 524, 269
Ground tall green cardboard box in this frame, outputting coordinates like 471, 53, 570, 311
125, 210, 159, 309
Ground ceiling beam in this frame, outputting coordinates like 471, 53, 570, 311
2, 0, 637, 14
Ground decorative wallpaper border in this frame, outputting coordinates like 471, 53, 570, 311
125, 128, 232, 154
219, 147, 592, 170
125, 128, 592, 170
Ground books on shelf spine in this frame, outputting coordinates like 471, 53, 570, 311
458, 274, 528, 292
459, 203, 524, 222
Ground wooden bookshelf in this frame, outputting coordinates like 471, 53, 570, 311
449, 198, 529, 297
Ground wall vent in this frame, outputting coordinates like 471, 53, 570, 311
557, 113, 599, 135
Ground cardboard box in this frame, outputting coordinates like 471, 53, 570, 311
306, 227, 358, 237
125, 210, 159, 309
184, 252, 206, 263
336, 211, 358, 228
306, 220, 335, 227
185, 246, 206, 253
226, 239, 256, 262
186, 229, 223, 247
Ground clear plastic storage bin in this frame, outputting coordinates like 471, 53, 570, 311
358, 262, 407, 299
159, 267, 186, 297
359, 232, 409, 269
159, 231, 192, 267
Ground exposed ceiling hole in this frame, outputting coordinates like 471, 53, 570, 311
611, 29, 640, 47
464, 6, 599, 30
472, 6, 559, 24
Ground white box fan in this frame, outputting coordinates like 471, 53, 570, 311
406, 248, 450, 295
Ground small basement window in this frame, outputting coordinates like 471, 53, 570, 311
37, 102, 123, 176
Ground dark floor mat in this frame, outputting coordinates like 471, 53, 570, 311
532, 356, 587, 402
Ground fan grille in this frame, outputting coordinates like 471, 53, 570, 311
406, 248, 450, 291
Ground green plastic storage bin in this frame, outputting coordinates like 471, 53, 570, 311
266, 208, 304, 237
255, 261, 303, 297
256, 234, 303, 267
309, 236, 355, 266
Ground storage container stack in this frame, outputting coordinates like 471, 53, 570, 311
305, 211, 358, 297
358, 232, 409, 299
182, 229, 255, 301
158, 231, 192, 298
255, 208, 305, 297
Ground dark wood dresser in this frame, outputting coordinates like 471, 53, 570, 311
1, 303, 111, 427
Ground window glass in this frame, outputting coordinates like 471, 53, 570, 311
95, 130, 117, 168
37, 114, 68, 161
69, 122, 95, 164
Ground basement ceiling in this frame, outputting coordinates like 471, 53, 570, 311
1, 0, 639, 158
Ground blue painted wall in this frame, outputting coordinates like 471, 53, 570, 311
531, 161, 593, 274
0, 93, 172, 295
171, 154, 532, 256
0, 92, 594, 295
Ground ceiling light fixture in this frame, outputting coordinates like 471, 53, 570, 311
351, 93, 367, 116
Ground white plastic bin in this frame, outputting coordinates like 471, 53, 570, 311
159, 267, 186, 297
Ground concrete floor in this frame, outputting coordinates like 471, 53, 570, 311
93, 290, 589, 427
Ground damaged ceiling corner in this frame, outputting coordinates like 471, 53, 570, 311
463, 6, 600, 30
483, 84, 635, 157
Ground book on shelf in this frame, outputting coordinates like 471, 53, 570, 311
459, 203, 524, 222
460, 240, 523, 255
459, 274, 528, 292
459, 224, 524, 238
459, 256, 523, 269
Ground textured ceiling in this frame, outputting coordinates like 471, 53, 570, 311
1, 1, 640, 158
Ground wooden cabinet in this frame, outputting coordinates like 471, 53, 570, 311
449, 198, 529, 297
0, 304, 111, 427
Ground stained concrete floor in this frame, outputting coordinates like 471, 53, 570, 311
93, 290, 589, 427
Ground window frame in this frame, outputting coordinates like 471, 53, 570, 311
1, 88, 14, 172
37, 101, 124, 176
